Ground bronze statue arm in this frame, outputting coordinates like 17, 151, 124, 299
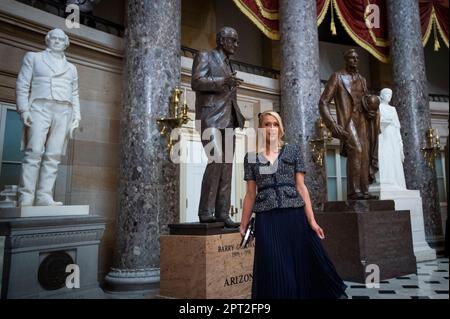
191, 52, 226, 92
318, 73, 338, 130
319, 73, 348, 139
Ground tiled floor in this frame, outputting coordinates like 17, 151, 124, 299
104, 257, 449, 300
345, 257, 449, 299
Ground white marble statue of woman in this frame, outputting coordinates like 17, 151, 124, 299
378, 88, 407, 190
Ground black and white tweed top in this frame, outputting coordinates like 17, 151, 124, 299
243, 143, 306, 213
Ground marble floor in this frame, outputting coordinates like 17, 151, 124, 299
104, 256, 449, 300
345, 257, 449, 299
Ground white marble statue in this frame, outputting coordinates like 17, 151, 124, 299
376, 88, 436, 261
16, 28, 80, 206
378, 88, 406, 190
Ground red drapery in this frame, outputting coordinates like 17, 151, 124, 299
333, 0, 389, 62
232, 0, 449, 63
317, 0, 331, 26
231, 0, 334, 40
420, 0, 449, 49
232, 0, 280, 40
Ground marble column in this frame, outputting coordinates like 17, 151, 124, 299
278, 0, 325, 210
386, 0, 443, 244
105, 0, 181, 291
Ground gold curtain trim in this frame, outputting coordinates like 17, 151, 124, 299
317, 0, 332, 26
332, 0, 389, 63
422, 6, 448, 49
255, 0, 279, 20
232, 0, 280, 40
368, 29, 389, 47
422, 6, 435, 46
434, 8, 449, 48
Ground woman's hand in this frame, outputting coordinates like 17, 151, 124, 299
309, 220, 325, 239
239, 223, 247, 237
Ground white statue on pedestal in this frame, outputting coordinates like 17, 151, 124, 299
16, 28, 80, 206
378, 88, 406, 190
376, 88, 436, 262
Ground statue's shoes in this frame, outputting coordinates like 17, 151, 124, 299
363, 193, 378, 200
199, 215, 216, 223
216, 216, 240, 228
347, 193, 365, 200
18, 196, 34, 206
35, 199, 63, 206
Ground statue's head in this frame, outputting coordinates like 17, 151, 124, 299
45, 28, 70, 53
343, 49, 359, 70
380, 88, 393, 103
216, 27, 238, 57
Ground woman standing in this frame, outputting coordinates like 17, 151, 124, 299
240, 111, 347, 299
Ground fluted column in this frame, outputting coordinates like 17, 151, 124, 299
386, 0, 443, 244
105, 0, 181, 291
279, 0, 325, 210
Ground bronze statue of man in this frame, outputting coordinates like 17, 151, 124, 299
191, 26, 245, 227
319, 49, 380, 200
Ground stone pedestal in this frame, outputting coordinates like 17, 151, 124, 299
160, 224, 254, 299
0, 214, 105, 299
370, 186, 436, 262
315, 200, 417, 283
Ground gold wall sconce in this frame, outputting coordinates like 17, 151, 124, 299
309, 117, 333, 167
421, 128, 441, 169
156, 87, 191, 153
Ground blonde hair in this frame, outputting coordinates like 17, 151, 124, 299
257, 111, 285, 151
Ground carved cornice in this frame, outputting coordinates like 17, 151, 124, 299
7, 228, 105, 250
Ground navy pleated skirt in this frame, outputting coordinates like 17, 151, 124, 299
251, 206, 347, 299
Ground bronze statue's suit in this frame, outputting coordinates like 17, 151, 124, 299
191, 48, 245, 221
319, 70, 379, 198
